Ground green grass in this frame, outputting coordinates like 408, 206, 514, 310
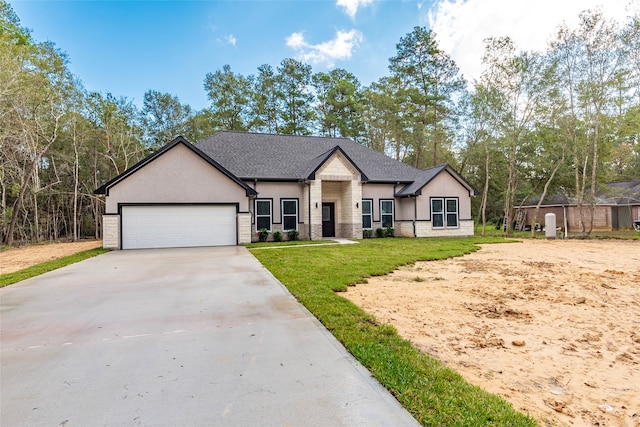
245, 240, 336, 248
476, 224, 640, 240
0, 248, 109, 287
251, 237, 537, 426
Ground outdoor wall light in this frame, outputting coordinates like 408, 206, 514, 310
315, 202, 318, 208
356, 202, 359, 208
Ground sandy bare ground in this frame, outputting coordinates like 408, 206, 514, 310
0, 240, 102, 275
344, 239, 640, 427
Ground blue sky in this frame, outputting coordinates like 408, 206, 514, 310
9, 0, 631, 111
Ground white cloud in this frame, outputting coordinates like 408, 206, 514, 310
337, 0, 374, 19
226, 35, 237, 46
286, 30, 363, 68
428, 0, 629, 84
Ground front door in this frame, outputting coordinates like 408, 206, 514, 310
322, 202, 335, 237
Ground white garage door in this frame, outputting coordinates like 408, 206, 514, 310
122, 205, 236, 249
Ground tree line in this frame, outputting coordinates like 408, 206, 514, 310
1, 1, 639, 245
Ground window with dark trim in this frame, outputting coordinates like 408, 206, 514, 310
446, 198, 459, 227
431, 198, 458, 228
255, 199, 272, 231
361, 199, 373, 229
380, 199, 394, 228
281, 199, 298, 231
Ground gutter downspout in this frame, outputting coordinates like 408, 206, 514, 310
413, 196, 417, 237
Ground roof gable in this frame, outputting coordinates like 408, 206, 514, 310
305, 146, 368, 181
396, 164, 479, 197
94, 136, 257, 197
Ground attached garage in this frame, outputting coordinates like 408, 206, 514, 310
121, 205, 237, 249
95, 137, 257, 249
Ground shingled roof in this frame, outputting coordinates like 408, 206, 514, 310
196, 131, 420, 183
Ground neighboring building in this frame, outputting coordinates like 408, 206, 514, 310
519, 180, 640, 232
95, 132, 478, 249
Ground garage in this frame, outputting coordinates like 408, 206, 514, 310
121, 205, 237, 249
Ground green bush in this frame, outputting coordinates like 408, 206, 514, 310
362, 229, 373, 238
258, 228, 269, 242
287, 229, 299, 241
375, 227, 385, 238
273, 231, 283, 242
385, 226, 394, 237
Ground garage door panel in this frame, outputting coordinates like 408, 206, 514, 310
122, 205, 236, 249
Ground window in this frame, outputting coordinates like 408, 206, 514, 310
431, 198, 458, 228
432, 199, 444, 228
255, 199, 272, 231
362, 200, 372, 229
446, 198, 459, 227
380, 200, 394, 228
281, 199, 298, 231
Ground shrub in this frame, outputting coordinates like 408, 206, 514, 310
287, 229, 299, 241
258, 228, 269, 242
385, 226, 394, 237
362, 229, 373, 239
375, 228, 385, 238
273, 231, 283, 242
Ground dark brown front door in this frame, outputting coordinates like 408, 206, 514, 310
322, 203, 335, 237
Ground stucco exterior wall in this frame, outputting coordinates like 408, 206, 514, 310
362, 184, 397, 225
416, 172, 473, 221
105, 144, 250, 213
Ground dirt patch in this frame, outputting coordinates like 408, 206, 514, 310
344, 239, 640, 427
0, 240, 103, 274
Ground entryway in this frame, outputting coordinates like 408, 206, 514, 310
322, 202, 335, 237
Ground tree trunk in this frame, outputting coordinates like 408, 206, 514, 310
72, 130, 80, 242
4, 113, 60, 246
480, 140, 491, 236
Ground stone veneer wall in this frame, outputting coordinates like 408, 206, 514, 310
237, 212, 252, 244
102, 215, 120, 249
415, 219, 474, 237
308, 180, 323, 240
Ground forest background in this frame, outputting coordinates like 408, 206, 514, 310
1, 1, 639, 245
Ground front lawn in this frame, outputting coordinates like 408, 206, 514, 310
251, 237, 536, 426
245, 240, 335, 249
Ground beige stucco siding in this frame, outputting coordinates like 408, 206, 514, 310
362, 184, 397, 223
250, 181, 305, 224
105, 144, 249, 213
415, 172, 473, 220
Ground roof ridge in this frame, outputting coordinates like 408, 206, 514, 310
215, 130, 352, 141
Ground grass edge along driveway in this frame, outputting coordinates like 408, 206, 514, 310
0, 248, 108, 287
251, 237, 537, 427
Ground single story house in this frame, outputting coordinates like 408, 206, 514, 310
518, 180, 640, 232
95, 132, 478, 249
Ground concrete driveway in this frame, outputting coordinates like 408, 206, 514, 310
1, 247, 418, 426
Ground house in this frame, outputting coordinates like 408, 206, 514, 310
95, 132, 478, 249
518, 180, 640, 232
